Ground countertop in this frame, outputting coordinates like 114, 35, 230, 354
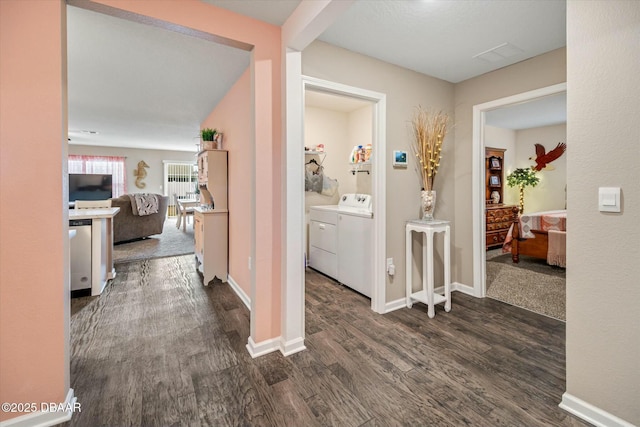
69, 207, 120, 220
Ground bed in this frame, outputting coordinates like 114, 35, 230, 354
503, 208, 566, 267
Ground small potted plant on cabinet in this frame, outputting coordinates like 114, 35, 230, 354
201, 128, 218, 150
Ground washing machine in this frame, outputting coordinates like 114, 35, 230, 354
309, 194, 373, 297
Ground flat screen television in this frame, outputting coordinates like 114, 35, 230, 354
69, 173, 113, 203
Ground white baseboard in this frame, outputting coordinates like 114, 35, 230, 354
559, 393, 635, 427
246, 336, 281, 358
386, 283, 477, 314
227, 275, 250, 310
0, 388, 77, 427
246, 336, 306, 358
279, 337, 306, 356
452, 281, 476, 296
384, 298, 407, 313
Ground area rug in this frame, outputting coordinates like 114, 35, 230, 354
486, 252, 566, 321
113, 219, 194, 263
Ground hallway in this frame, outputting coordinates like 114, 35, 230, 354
66, 255, 587, 426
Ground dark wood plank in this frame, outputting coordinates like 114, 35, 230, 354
65, 254, 589, 427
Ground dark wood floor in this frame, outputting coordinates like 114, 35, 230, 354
65, 255, 589, 427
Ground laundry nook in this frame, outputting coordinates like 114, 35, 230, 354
304, 89, 374, 298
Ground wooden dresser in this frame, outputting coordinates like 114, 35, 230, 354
486, 204, 515, 249
485, 147, 515, 249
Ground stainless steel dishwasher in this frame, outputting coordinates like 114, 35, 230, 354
69, 219, 92, 293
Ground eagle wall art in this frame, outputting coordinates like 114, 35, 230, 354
530, 142, 566, 171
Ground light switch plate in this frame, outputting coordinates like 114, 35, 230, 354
599, 187, 621, 212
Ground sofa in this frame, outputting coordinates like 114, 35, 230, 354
110, 194, 168, 243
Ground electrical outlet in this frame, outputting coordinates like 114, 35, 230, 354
248, 256, 252, 270
386, 258, 393, 267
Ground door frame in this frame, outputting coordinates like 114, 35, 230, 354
298, 75, 387, 313
471, 82, 567, 297
301, 76, 387, 314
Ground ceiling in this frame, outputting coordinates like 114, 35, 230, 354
68, 0, 566, 152
485, 92, 567, 130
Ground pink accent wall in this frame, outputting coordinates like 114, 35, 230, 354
202, 70, 252, 298
82, 0, 283, 341
0, 5, 283, 415
0, 0, 68, 422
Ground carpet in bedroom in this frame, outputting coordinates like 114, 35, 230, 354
113, 219, 194, 263
486, 250, 566, 321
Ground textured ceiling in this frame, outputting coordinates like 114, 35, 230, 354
68, 1, 566, 152
318, 0, 566, 84
485, 92, 567, 130
201, 0, 301, 26
67, 6, 249, 152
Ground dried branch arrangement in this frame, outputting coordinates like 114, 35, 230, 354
410, 106, 450, 192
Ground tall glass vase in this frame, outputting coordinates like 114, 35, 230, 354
421, 189, 436, 221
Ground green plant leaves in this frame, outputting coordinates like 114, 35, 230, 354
506, 167, 540, 188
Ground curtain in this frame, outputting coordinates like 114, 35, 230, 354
68, 155, 127, 197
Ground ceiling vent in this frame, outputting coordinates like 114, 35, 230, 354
473, 42, 523, 63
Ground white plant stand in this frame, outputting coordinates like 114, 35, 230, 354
405, 219, 451, 318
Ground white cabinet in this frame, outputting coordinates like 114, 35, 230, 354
198, 149, 228, 210
195, 149, 228, 285
194, 209, 228, 284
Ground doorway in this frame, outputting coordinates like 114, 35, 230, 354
303, 88, 374, 301
472, 83, 567, 299
301, 76, 387, 314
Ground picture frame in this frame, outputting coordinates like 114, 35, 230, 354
393, 150, 408, 167
490, 157, 501, 169
489, 175, 500, 186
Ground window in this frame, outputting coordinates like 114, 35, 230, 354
163, 161, 198, 217
68, 155, 127, 197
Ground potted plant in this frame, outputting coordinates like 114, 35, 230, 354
506, 167, 540, 214
200, 127, 218, 150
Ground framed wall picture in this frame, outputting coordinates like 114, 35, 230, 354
489, 175, 500, 186
393, 150, 408, 167
490, 157, 501, 169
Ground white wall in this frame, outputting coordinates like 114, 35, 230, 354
484, 124, 567, 211
69, 144, 196, 195
485, 125, 516, 205
304, 103, 373, 199
565, 1, 640, 424
304, 105, 352, 196
349, 105, 373, 196
514, 124, 567, 213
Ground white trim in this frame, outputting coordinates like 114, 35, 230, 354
430, 283, 476, 295
0, 389, 77, 427
472, 83, 567, 298
384, 298, 407, 313
281, 49, 306, 357
227, 275, 250, 310
246, 336, 281, 358
162, 159, 197, 164
451, 282, 475, 296
279, 336, 307, 356
388, 282, 475, 313
559, 393, 635, 427
301, 75, 387, 315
